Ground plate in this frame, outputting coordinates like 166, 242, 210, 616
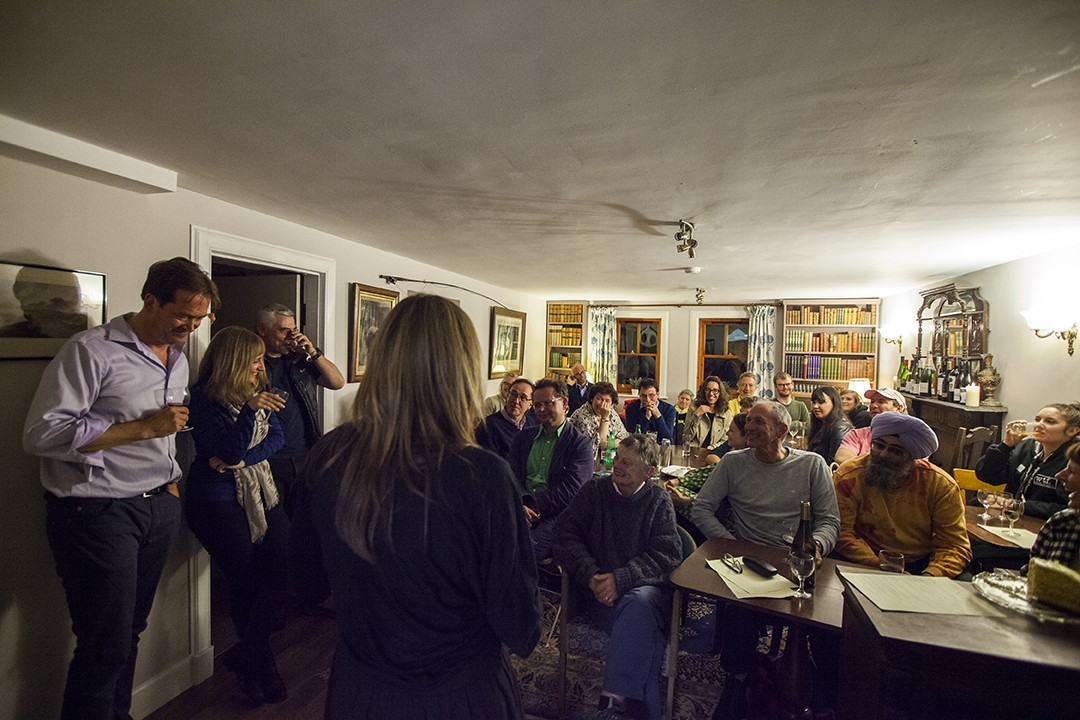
971, 570, 1080, 625
661, 465, 691, 478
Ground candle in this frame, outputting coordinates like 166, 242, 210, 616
965, 384, 980, 408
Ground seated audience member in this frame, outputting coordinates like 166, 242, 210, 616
976, 403, 1080, 519
834, 388, 906, 466
840, 389, 871, 429
508, 378, 595, 559
624, 378, 676, 441
690, 401, 840, 713
553, 435, 682, 720
666, 412, 749, 544
567, 363, 592, 414
568, 381, 629, 456
482, 372, 518, 416
727, 371, 757, 416
672, 388, 694, 445
476, 378, 537, 458
738, 396, 759, 412
833, 413, 971, 577
807, 385, 852, 465
290, 295, 540, 720
1030, 443, 1080, 566
774, 372, 810, 434
683, 376, 732, 452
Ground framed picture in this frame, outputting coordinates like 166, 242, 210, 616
489, 306, 526, 379
0, 261, 106, 359
348, 282, 398, 382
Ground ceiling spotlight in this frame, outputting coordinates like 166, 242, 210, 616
674, 219, 697, 258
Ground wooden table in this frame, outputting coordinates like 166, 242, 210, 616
837, 572, 1080, 720
666, 538, 854, 719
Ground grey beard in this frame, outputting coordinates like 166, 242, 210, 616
865, 454, 914, 491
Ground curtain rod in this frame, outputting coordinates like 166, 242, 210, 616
590, 301, 781, 309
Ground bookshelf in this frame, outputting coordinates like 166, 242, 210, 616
545, 301, 589, 379
781, 299, 880, 396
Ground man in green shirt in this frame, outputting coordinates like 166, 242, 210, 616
774, 372, 810, 433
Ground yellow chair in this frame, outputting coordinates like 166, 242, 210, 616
953, 467, 1005, 493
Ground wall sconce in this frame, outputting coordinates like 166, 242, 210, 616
1021, 310, 1077, 356
881, 333, 903, 356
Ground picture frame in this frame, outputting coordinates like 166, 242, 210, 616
489, 306, 526, 379
0, 260, 106, 359
348, 282, 399, 382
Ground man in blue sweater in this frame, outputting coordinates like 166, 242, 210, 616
553, 435, 681, 720
623, 378, 676, 442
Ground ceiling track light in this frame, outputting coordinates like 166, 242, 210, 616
674, 219, 697, 259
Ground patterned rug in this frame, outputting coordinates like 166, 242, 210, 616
511, 595, 726, 720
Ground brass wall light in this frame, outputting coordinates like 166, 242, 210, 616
1020, 311, 1077, 356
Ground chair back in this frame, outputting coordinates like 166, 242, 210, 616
676, 525, 697, 560
951, 425, 998, 471
953, 468, 1005, 493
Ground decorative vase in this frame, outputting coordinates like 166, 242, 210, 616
976, 355, 1002, 407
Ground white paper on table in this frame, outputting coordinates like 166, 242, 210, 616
706, 557, 796, 599
837, 567, 1004, 616
977, 524, 1038, 550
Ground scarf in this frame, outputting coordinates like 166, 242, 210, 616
228, 403, 279, 543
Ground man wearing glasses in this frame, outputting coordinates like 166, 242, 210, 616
567, 363, 591, 414
476, 378, 538, 458
773, 372, 809, 434
507, 378, 594, 559
832, 413, 970, 577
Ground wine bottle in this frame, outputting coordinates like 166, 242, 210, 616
790, 500, 816, 587
935, 357, 947, 399
896, 357, 909, 391
603, 430, 616, 469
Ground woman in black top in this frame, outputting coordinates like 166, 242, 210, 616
807, 385, 852, 465
840, 389, 871, 429
291, 295, 541, 720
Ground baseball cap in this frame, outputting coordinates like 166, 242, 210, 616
864, 387, 906, 411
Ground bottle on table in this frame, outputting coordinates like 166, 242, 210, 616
790, 500, 816, 588
603, 429, 616, 470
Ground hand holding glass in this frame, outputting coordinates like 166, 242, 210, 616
164, 387, 192, 432
790, 552, 815, 599
269, 386, 290, 402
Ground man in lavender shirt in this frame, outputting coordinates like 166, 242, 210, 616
23, 257, 217, 720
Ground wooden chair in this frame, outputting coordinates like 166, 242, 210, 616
953, 468, 1005, 494
951, 425, 998, 471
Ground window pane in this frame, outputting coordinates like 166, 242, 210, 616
703, 358, 746, 389
618, 355, 658, 387
639, 323, 658, 353
704, 323, 726, 355
728, 324, 749, 359
619, 323, 639, 353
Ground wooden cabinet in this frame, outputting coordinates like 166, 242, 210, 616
915, 284, 990, 379
781, 299, 879, 397
900, 393, 1007, 472
545, 301, 589, 379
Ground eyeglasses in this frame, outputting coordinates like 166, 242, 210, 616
870, 439, 909, 460
507, 391, 532, 403
533, 399, 561, 410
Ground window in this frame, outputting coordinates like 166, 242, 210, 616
698, 319, 748, 389
616, 318, 661, 394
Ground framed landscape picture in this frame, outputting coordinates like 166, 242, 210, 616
0, 261, 106, 359
348, 282, 398, 382
489, 306, 526, 379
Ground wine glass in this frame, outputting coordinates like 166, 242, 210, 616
164, 387, 192, 432
787, 424, 799, 446
781, 519, 798, 547
789, 552, 815, 599
992, 491, 1013, 523
1002, 497, 1025, 536
976, 489, 996, 522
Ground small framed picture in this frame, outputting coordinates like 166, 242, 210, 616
348, 282, 398, 382
0, 261, 106, 359
489, 306, 526, 379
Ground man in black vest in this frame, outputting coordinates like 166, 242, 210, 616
567, 363, 592, 414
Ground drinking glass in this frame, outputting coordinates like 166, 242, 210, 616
976, 489, 996, 522
269, 386, 290, 402
781, 520, 798, 547
1002, 497, 1025, 536
992, 491, 1014, 523
878, 550, 905, 573
790, 552, 815, 599
787, 424, 798, 446
164, 387, 192, 432
681, 444, 692, 466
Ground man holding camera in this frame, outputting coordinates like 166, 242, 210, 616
255, 303, 345, 517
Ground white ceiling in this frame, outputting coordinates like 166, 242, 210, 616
1, 1, 1078, 303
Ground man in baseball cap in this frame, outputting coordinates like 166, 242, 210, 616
833, 413, 970, 577
834, 387, 906, 466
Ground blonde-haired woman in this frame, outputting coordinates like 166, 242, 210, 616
186, 326, 287, 704
292, 295, 541, 720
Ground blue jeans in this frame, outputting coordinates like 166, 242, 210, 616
588, 585, 672, 720
45, 490, 181, 720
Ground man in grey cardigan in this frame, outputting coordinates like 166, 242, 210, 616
553, 434, 681, 720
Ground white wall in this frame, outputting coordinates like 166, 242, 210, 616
0, 152, 545, 719
880, 246, 1080, 424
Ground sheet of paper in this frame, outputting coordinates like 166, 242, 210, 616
978, 524, 1038, 549
707, 557, 796, 599
837, 567, 1004, 616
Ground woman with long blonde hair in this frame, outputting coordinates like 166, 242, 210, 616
186, 326, 288, 704
292, 294, 541, 720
